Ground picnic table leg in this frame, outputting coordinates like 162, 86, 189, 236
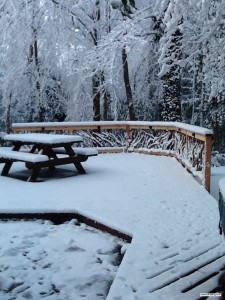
42, 146, 57, 170
42, 146, 58, 159
27, 167, 41, 182
30, 145, 37, 153
73, 161, 86, 174
1, 144, 22, 176
64, 145, 76, 157
12, 144, 21, 151
1, 161, 13, 176
64, 145, 86, 174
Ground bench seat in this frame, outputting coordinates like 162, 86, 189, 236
54, 147, 98, 157
0, 149, 49, 163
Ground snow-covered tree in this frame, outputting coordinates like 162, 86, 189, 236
197, 0, 225, 150
152, 0, 183, 121
0, 0, 70, 130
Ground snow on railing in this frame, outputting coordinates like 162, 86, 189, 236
12, 121, 213, 192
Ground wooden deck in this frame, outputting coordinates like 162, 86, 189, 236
0, 153, 223, 300
141, 241, 225, 299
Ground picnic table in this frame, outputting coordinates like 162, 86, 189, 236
0, 133, 97, 182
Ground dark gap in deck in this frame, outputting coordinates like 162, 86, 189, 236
197, 267, 225, 300
180, 253, 225, 279
182, 272, 219, 293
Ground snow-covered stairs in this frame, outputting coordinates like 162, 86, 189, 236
147, 241, 225, 299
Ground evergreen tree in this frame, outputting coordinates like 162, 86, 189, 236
155, 0, 183, 122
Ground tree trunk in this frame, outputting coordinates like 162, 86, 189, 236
100, 72, 110, 121
6, 93, 11, 134
29, 8, 43, 122
122, 47, 136, 121
92, 0, 101, 121
92, 74, 101, 121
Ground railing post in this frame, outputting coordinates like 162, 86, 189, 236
204, 134, 212, 192
125, 125, 130, 152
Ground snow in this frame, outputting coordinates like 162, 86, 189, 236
72, 147, 98, 156
0, 148, 49, 162
12, 121, 213, 135
0, 153, 223, 299
54, 147, 98, 156
0, 219, 126, 300
3, 133, 83, 144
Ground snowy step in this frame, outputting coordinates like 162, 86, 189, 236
137, 239, 225, 300
0, 149, 49, 163
150, 251, 225, 299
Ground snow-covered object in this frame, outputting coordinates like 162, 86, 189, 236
4, 133, 83, 144
54, 147, 98, 156
70, 147, 98, 156
12, 121, 213, 136
0, 149, 49, 162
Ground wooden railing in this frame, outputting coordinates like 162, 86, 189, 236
12, 121, 213, 192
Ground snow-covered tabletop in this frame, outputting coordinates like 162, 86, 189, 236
3, 133, 83, 144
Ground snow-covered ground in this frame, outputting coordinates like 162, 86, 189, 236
0, 220, 126, 300
1, 153, 225, 300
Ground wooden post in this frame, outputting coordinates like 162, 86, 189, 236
184, 134, 188, 160
125, 125, 130, 152
204, 135, 212, 192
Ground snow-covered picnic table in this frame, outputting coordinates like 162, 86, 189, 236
0, 133, 97, 182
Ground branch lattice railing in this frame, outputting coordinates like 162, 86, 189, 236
12, 121, 213, 192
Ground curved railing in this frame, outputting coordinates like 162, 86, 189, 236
12, 121, 213, 192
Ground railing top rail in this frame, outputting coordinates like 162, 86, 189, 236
12, 121, 213, 138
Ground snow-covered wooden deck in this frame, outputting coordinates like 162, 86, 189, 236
0, 153, 224, 300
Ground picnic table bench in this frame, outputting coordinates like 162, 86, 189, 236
0, 133, 98, 182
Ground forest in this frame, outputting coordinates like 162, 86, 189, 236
0, 0, 225, 152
